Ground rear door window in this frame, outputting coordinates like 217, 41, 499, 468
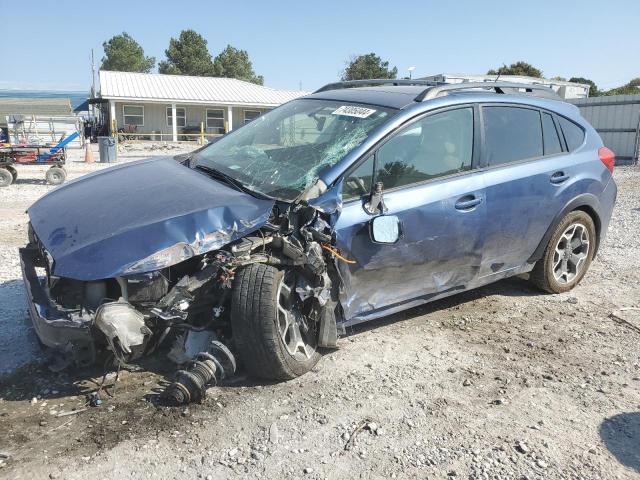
542, 112, 563, 155
483, 106, 543, 166
558, 117, 585, 151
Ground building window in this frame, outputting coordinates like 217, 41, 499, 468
123, 105, 144, 126
206, 109, 225, 133
166, 106, 186, 127
244, 110, 261, 124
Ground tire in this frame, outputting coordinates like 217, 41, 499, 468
46, 166, 66, 185
0, 167, 13, 187
530, 210, 596, 294
6, 165, 17, 182
231, 263, 321, 380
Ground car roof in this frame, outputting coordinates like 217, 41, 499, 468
304, 85, 581, 120
306, 86, 427, 109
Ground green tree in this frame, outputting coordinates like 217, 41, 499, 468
341, 53, 397, 81
603, 77, 640, 96
213, 45, 264, 85
569, 77, 600, 97
101, 32, 155, 73
158, 30, 215, 76
487, 61, 543, 78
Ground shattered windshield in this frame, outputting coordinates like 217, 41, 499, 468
193, 99, 394, 201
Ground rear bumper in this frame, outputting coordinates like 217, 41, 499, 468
19, 247, 94, 354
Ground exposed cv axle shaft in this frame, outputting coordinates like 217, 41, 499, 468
163, 341, 236, 405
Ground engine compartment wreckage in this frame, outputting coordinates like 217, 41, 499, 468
20, 167, 344, 401
19, 93, 400, 399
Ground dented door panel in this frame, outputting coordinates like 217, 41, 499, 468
334, 172, 486, 322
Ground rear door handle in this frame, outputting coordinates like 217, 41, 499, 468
550, 171, 570, 184
455, 195, 482, 211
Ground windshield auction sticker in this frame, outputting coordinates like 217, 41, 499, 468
332, 105, 377, 118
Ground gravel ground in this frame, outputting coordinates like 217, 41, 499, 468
0, 160, 639, 479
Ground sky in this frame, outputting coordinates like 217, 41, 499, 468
0, 0, 638, 93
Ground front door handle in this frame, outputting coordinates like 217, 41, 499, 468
550, 171, 570, 184
455, 195, 482, 211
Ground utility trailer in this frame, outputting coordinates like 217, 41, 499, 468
0, 132, 79, 187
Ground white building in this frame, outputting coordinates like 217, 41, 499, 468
420, 74, 590, 99
98, 71, 308, 141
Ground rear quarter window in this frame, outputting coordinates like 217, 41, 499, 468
558, 117, 585, 151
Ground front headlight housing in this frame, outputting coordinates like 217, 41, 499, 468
124, 243, 195, 275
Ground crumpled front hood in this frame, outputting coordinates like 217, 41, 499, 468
28, 157, 275, 280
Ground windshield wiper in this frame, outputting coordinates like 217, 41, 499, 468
194, 164, 271, 199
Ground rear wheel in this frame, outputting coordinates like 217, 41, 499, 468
531, 211, 596, 293
0, 167, 13, 187
231, 264, 320, 380
6, 165, 17, 182
46, 166, 66, 185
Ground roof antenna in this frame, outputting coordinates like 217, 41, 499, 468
495, 71, 501, 82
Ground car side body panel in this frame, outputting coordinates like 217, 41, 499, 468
478, 150, 606, 277
334, 170, 486, 323
320, 92, 616, 325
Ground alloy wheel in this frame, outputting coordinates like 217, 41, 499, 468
276, 272, 316, 360
552, 223, 590, 284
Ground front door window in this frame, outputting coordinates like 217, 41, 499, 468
375, 107, 474, 189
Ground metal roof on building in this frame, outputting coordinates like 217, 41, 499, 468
99, 71, 307, 107
0, 97, 73, 124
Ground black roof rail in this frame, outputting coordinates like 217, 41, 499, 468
414, 81, 562, 102
314, 79, 443, 94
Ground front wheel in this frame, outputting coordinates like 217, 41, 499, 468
231, 264, 320, 380
530, 211, 596, 294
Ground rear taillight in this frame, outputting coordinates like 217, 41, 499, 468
598, 147, 615, 173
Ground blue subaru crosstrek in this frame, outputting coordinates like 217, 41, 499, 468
21, 80, 617, 383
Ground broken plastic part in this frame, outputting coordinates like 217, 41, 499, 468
318, 302, 338, 348
163, 341, 236, 405
94, 301, 152, 358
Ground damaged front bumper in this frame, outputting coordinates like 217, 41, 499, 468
19, 247, 95, 362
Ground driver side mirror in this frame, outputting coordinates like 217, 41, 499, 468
371, 215, 401, 244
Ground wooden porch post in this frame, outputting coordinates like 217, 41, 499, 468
226, 105, 233, 133
171, 103, 178, 142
